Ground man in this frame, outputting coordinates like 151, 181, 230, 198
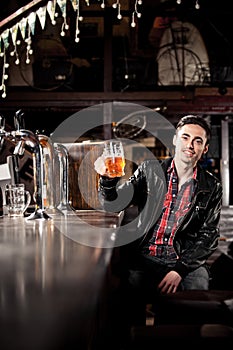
94, 115, 222, 340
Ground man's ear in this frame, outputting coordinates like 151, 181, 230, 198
173, 134, 176, 146
203, 144, 209, 154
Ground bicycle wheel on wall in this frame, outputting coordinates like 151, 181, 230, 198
156, 20, 211, 86
157, 46, 208, 86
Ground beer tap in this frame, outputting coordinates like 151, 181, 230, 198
0, 114, 20, 185
11, 110, 51, 220
54, 143, 75, 215
0, 113, 21, 185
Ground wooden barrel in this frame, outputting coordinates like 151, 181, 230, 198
63, 142, 104, 210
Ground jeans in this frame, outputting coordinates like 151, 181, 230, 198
181, 265, 209, 290
104, 253, 210, 346
125, 254, 210, 327
128, 253, 210, 292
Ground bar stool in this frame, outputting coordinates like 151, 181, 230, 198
129, 290, 233, 349
130, 323, 233, 349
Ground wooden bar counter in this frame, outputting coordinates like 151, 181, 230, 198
0, 211, 123, 350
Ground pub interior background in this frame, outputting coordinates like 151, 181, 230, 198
1, 1, 233, 349
0, 0, 233, 208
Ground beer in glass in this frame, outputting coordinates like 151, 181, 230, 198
103, 140, 125, 178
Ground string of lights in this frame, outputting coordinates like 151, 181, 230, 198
0, 0, 202, 99
0, 0, 143, 98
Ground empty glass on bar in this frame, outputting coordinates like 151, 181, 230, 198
5, 183, 31, 217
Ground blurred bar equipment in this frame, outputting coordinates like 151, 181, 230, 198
13, 110, 51, 220
7, 155, 20, 185
0, 110, 51, 220
54, 143, 75, 215
37, 133, 62, 216
0, 115, 4, 218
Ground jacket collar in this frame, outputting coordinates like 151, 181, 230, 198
161, 157, 211, 192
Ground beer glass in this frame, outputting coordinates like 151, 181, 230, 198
5, 184, 31, 217
103, 140, 125, 178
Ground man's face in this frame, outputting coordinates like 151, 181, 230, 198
173, 123, 209, 167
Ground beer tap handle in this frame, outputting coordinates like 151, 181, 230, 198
14, 109, 25, 131
0, 113, 5, 130
0, 114, 6, 152
13, 140, 25, 156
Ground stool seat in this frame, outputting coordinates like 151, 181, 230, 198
153, 290, 233, 326
130, 324, 233, 349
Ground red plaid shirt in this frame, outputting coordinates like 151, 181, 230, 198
146, 160, 197, 261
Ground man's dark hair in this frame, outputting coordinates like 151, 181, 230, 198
176, 115, 211, 145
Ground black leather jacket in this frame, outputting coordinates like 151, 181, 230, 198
99, 157, 223, 278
